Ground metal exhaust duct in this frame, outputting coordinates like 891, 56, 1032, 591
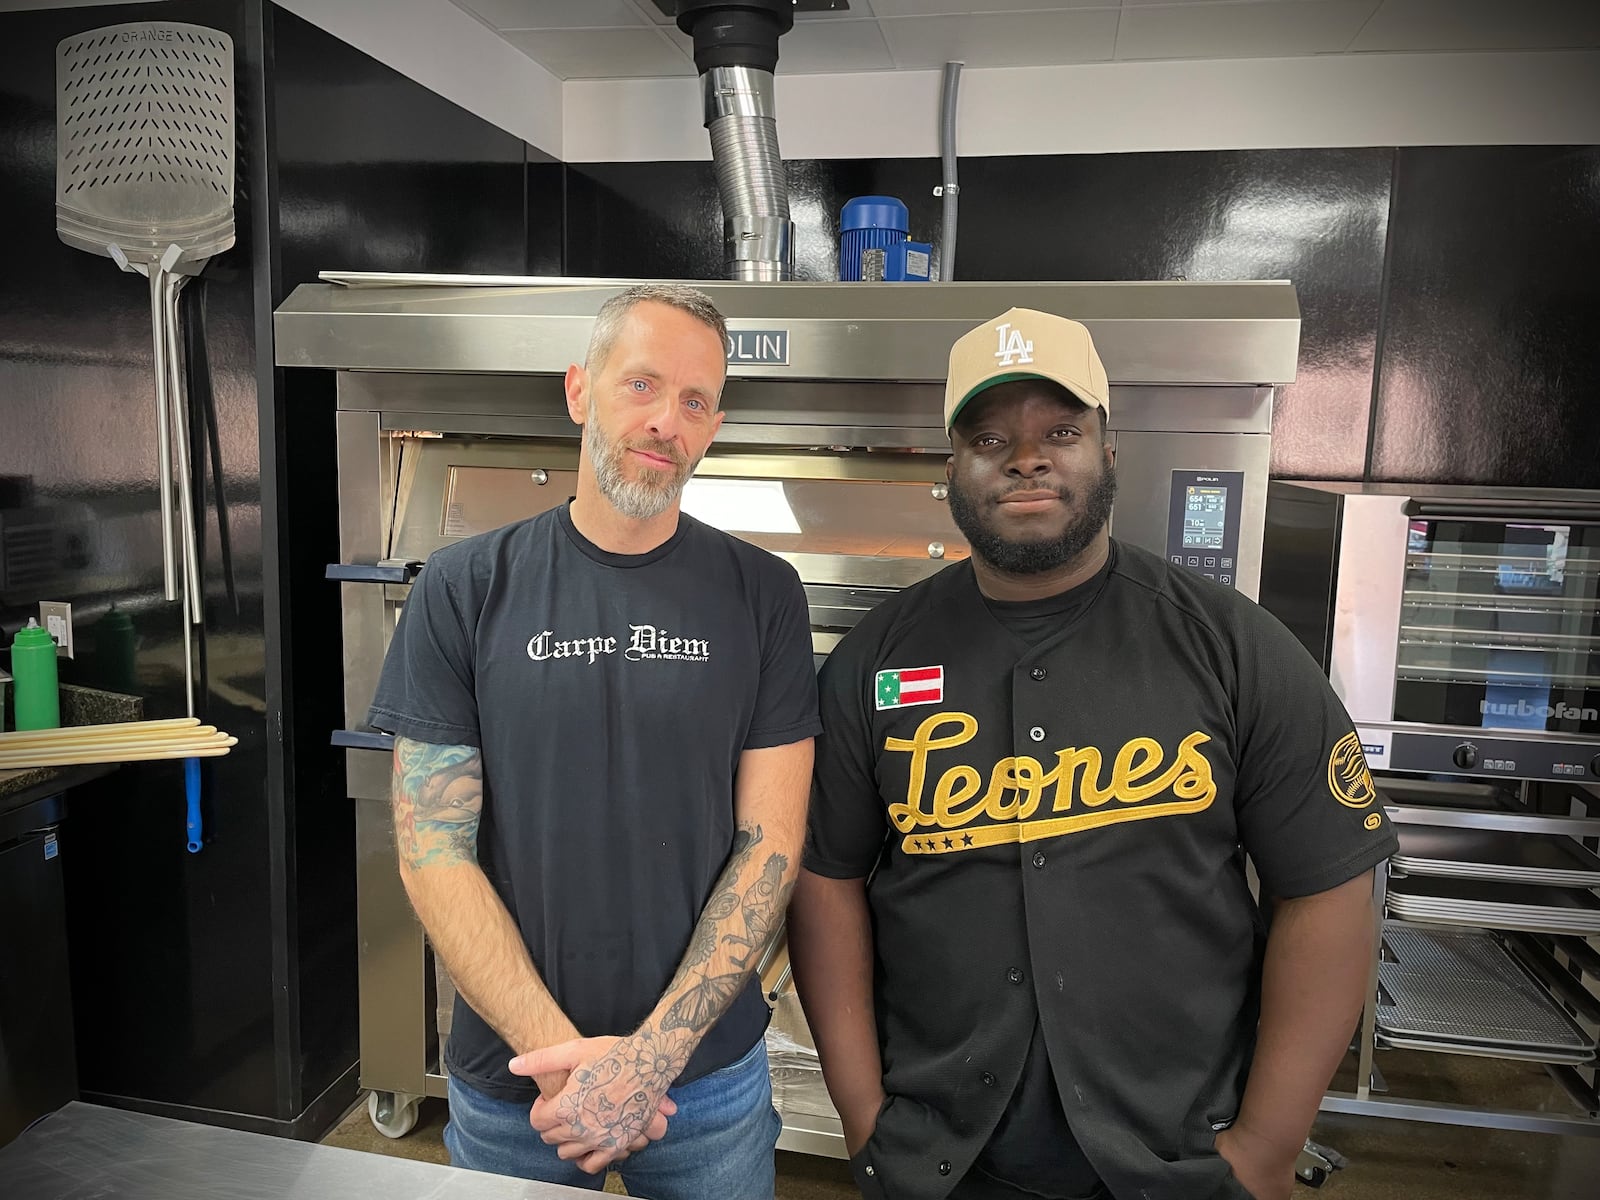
676, 0, 795, 282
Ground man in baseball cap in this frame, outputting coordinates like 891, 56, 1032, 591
790, 308, 1393, 1200
939, 308, 1118, 581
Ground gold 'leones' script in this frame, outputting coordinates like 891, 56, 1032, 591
885, 712, 1217, 854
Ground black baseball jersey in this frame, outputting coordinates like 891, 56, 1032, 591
806, 540, 1396, 1200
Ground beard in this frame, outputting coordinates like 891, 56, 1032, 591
585, 398, 695, 520
947, 459, 1118, 576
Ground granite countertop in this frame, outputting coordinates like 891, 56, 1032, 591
0, 684, 143, 806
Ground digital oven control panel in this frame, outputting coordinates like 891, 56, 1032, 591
1165, 470, 1244, 589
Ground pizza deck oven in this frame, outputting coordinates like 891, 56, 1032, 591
273, 274, 1300, 1148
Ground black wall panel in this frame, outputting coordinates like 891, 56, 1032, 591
0, 0, 276, 1120
565, 150, 1394, 480
1, 0, 537, 1134
528, 152, 565, 276
1369, 146, 1600, 488
268, 4, 529, 1118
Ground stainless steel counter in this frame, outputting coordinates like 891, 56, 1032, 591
0, 1102, 606, 1199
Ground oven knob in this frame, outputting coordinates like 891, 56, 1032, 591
1452, 743, 1479, 770
931, 484, 949, 501
1590, 753, 1600, 777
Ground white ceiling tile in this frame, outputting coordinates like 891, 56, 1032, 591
1350, 0, 1600, 53
881, 9, 1121, 68
502, 26, 693, 78
776, 18, 895, 72
1116, 1, 1380, 61
796, 0, 875, 17
456, 0, 649, 30
871, 0, 1111, 15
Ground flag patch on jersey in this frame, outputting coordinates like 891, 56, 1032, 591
876, 665, 945, 710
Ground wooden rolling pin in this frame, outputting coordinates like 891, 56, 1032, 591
0, 740, 237, 768
0, 719, 236, 768
0, 718, 203, 748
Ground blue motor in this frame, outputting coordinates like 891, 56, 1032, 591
840, 196, 930, 282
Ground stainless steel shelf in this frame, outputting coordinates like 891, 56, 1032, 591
1403, 592, 1600, 614
1388, 877, 1600, 935
1391, 825, 1600, 888
1375, 1033, 1595, 1066
1394, 662, 1600, 687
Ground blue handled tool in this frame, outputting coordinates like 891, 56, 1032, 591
185, 757, 203, 853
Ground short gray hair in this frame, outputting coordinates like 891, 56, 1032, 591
584, 283, 729, 376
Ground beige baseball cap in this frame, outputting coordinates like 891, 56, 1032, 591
944, 307, 1111, 433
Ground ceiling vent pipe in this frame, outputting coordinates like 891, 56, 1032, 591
676, 0, 795, 281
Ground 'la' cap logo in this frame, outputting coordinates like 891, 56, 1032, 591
994, 321, 1034, 367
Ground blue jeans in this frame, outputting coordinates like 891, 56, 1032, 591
444, 1037, 780, 1199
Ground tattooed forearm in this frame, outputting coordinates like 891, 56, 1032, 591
650, 822, 796, 1045
533, 747, 809, 1166
722, 852, 789, 968
392, 736, 483, 869
662, 971, 746, 1032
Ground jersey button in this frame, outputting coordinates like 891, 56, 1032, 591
1030, 666, 1047, 681
1032, 850, 1046, 869
939, 1161, 952, 1176
981, 1071, 995, 1086
1029, 726, 1045, 742
1008, 966, 1024, 984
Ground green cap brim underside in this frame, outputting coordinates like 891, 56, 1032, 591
946, 371, 1098, 432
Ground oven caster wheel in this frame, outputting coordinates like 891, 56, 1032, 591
1296, 1165, 1329, 1188
368, 1089, 422, 1139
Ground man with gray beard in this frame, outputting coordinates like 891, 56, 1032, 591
368, 285, 819, 1197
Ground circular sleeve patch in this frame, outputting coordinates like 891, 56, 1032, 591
1328, 731, 1378, 809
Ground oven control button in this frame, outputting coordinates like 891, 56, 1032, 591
1452, 743, 1479, 770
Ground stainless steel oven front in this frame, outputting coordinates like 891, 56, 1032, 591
276, 275, 1301, 1148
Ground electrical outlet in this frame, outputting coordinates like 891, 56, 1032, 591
40, 601, 73, 659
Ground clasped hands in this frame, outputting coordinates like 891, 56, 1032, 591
510, 1030, 684, 1175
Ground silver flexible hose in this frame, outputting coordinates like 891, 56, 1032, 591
702, 65, 793, 281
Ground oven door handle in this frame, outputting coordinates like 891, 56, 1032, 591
325, 560, 423, 584
1403, 498, 1600, 525
331, 729, 396, 752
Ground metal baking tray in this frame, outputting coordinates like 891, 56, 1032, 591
1387, 877, 1600, 935
1392, 825, 1600, 888
1375, 1033, 1597, 1065
1377, 779, 1519, 811
1376, 923, 1596, 1062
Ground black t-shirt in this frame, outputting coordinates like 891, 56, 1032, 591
981, 557, 1111, 650
370, 505, 821, 1100
979, 558, 1115, 1200
807, 541, 1396, 1200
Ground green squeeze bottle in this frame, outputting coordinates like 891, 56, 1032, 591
11, 618, 61, 731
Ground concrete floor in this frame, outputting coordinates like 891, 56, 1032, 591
322, 1051, 1600, 1199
